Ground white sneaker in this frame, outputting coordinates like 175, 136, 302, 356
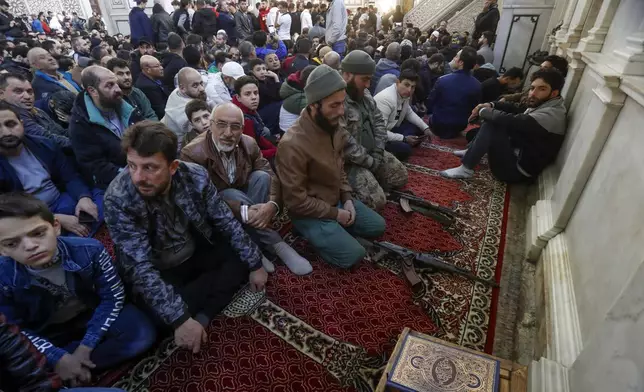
262, 256, 275, 273
453, 149, 468, 157
272, 241, 313, 275
440, 165, 474, 179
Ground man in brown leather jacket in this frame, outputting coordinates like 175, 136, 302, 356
276, 65, 386, 269
181, 102, 312, 275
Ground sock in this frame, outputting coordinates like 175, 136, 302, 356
453, 149, 468, 157
195, 312, 211, 328
262, 255, 276, 273
271, 241, 313, 275
440, 165, 474, 179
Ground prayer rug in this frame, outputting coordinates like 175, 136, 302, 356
93, 137, 509, 391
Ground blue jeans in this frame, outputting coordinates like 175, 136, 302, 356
49, 188, 104, 236
291, 199, 386, 268
385, 121, 423, 161
60, 304, 157, 370
332, 40, 346, 57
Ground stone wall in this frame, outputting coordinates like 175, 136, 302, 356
525, 0, 644, 391
6, 0, 83, 17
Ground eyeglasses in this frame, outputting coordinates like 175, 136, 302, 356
213, 120, 243, 132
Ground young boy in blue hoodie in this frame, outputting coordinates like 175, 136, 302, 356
0, 193, 156, 387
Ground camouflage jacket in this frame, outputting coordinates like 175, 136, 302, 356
104, 161, 262, 328
342, 90, 388, 169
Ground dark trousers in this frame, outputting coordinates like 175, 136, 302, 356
385, 120, 421, 161
49, 188, 105, 236
258, 101, 283, 135
429, 115, 467, 139
160, 242, 249, 321
461, 122, 530, 183
47, 304, 156, 370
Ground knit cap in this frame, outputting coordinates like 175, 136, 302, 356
305, 64, 347, 104
341, 50, 376, 75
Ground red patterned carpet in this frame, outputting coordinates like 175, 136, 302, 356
94, 137, 509, 392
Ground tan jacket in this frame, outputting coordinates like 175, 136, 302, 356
276, 109, 352, 220
180, 132, 281, 215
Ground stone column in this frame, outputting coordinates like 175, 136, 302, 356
576, 0, 621, 52
556, 0, 596, 53
555, 0, 579, 41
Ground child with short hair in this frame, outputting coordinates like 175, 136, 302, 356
183, 99, 211, 147
0, 193, 156, 386
249, 58, 283, 135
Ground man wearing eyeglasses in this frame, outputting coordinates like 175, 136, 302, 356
135, 55, 170, 120
181, 103, 312, 275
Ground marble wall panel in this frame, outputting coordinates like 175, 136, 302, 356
600, 0, 644, 55
569, 252, 644, 392
565, 97, 644, 344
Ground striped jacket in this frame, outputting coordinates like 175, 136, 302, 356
0, 237, 125, 366
0, 313, 62, 391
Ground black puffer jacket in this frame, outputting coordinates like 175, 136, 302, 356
192, 7, 218, 41
150, 4, 176, 43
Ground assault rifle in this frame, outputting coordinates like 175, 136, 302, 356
365, 240, 499, 289
388, 190, 457, 226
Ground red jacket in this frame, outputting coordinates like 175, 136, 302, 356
259, 9, 270, 32
232, 96, 277, 159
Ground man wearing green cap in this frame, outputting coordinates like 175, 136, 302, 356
276, 65, 386, 269
340, 50, 408, 210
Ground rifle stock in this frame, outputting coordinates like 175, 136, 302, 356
374, 241, 499, 288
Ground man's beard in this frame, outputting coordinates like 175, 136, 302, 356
98, 90, 123, 109
136, 178, 170, 198
214, 139, 236, 152
0, 135, 22, 150
314, 109, 338, 133
527, 96, 547, 108
119, 81, 132, 94
189, 91, 207, 101
346, 79, 363, 101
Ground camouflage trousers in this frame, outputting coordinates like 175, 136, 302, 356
346, 151, 409, 210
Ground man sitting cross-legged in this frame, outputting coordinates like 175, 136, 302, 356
0, 103, 104, 237
0, 193, 156, 387
440, 68, 566, 183
374, 69, 431, 162
341, 50, 408, 210
105, 121, 268, 354
277, 65, 386, 269
181, 103, 312, 275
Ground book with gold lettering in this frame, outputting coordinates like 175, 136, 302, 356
376, 328, 501, 392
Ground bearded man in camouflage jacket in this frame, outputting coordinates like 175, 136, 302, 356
340, 50, 408, 210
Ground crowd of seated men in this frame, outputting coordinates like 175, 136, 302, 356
0, 1, 569, 389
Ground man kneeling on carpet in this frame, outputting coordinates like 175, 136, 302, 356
341, 50, 408, 210
277, 65, 386, 269
105, 121, 269, 353
181, 102, 312, 275
0, 193, 156, 387
440, 68, 566, 183
374, 69, 431, 161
